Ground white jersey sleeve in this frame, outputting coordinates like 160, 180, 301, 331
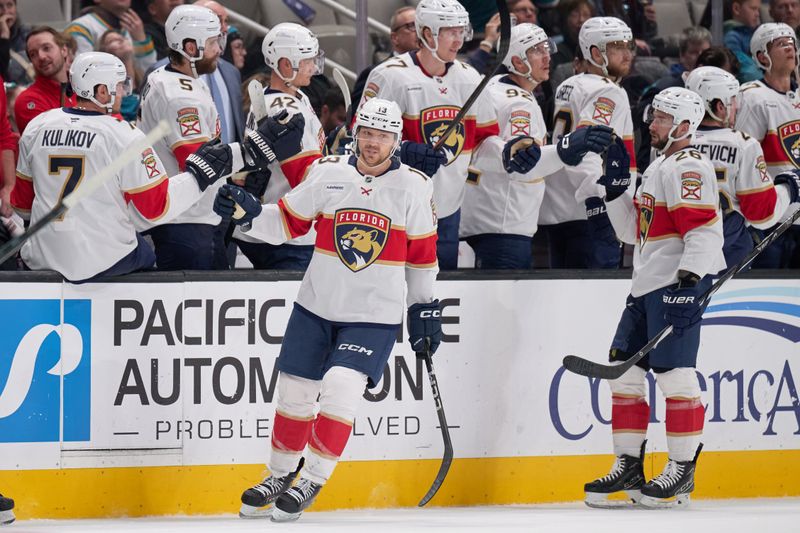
405, 176, 438, 306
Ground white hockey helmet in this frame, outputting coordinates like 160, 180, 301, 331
353, 98, 403, 162
262, 23, 324, 83
69, 51, 130, 113
165, 4, 221, 75
415, 0, 473, 60
650, 87, 705, 151
684, 66, 739, 125
578, 17, 633, 75
750, 22, 796, 72
503, 23, 555, 79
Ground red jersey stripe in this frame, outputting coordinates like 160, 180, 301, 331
279, 198, 313, 239
10, 173, 34, 211
280, 151, 321, 188
738, 186, 778, 224
172, 141, 205, 172
124, 175, 169, 220
407, 234, 437, 266
315, 215, 409, 263
761, 131, 790, 165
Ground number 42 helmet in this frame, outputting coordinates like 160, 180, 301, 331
262, 23, 325, 84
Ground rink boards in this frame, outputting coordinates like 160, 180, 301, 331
0, 274, 799, 518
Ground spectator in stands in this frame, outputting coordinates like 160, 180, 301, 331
144, 0, 183, 60
15, 27, 76, 134
468, 0, 538, 75
770, 0, 800, 32
0, 73, 16, 218
0, 0, 32, 86
319, 87, 346, 136
724, 0, 763, 83
67, 0, 156, 73
222, 28, 246, 71
594, 1, 657, 55
351, 6, 417, 107
550, 0, 594, 69
99, 29, 142, 121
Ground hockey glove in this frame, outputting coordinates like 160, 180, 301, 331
662, 272, 704, 337
244, 110, 306, 167
243, 167, 271, 199
400, 141, 447, 177
774, 169, 800, 204
556, 124, 614, 166
325, 124, 353, 155
214, 184, 262, 226
502, 135, 542, 174
407, 300, 443, 356
597, 136, 632, 201
185, 139, 234, 192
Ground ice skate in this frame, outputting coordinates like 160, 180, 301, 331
239, 458, 304, 518
639, 444, 702, 509
0, 494, 14, 525
271, 478, 323, 522
584, 441, 645, 508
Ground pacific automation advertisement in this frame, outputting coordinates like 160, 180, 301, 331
0, 279, 798, 471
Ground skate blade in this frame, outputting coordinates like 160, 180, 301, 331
238, 503, 273, 519
639, 493, 690, 509
271, 507, 302, 523
0, 509, 15, 525
585, 489, 642, 509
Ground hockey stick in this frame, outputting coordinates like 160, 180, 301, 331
418, 341, 454, 507
562, 205, 800, 380
432, 0, 511, 151
332, 67, 353, 130
0, 121, 170, 266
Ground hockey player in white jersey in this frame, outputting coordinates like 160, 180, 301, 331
215, 99, 439, 521
736, 22, 800, 267
359, 0, 499, 270
460, 23, 613, 268
686, 66, 799, 267
9, 51, 280, 282
138, 4, 228, 270
539, 17, 637, 269
584, 88, 725, 509
232, 22, 326, 270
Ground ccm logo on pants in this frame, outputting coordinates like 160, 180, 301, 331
338, 344, 374, 356
420, 310, 440, 318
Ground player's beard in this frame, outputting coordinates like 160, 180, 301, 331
606, 61, 631, 79
195, 55, 218, 75
651, 132, 668, 151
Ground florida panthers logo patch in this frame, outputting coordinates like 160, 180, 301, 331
638, 193, 655, 247
778, 120, 800, 167
421, 106, 464, 165
334, 208, 391, 272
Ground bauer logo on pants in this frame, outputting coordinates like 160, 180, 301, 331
334, 208, 390, 272
0, 300, 91, 443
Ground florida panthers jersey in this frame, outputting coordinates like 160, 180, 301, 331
360, 51, 499, 218
736, 80, 800, 177
11, 108, 203, 281
606, 146, 725, 297
693, 126, 787, 229
245, 155, 438, 325
234, 87, 324, 247
139, 65, 221, 226
540, 73, 636, 225
460, 75, 548, 238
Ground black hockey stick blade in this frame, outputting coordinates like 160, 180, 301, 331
418, 346, 454, 507
563, 205, 800, 380
432, 0, 511, 151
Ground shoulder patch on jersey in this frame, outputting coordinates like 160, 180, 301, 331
638, 192, 655, 247
592, 97, 616, 125
778, 120, 800, 167
680, 171, 703, 200
756, 155, 770, 182
364, 82, 379, 100
177, 106, 201, 137
141, 148, 162, 179
510, 110, 531, 136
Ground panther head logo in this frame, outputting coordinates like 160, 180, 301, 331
421, 106, 465, 164
778, 120, 800, 167
334, 209, 391, 272
428, 123, 465, 161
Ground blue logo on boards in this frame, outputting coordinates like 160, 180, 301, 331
704, 287, 800, 342
0, 300, 91, 442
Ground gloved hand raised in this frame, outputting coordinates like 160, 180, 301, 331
213, 184, 262, 226
503, 135, 542, 174
407, 300, 442, 356
185, 139, 235, 192
244, 110, 306, 168
400, 141, 447, 177
556, 124, 614, 166
597, 136, 631, 201
774, 169, 800, 204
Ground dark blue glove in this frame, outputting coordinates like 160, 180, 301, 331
503, 135, 542, 174
597, 136, 631, 201
400, 141, 447, 177
214, 184, 262, 226
185, 139, 234, 192
242, 167, 271, 199
557, 124, 615, 166
245, 110, 306, 166
662, 273, 704, 337
774, 169, 800, 204
407, 300, 442, 356
325, 124, 353, 155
